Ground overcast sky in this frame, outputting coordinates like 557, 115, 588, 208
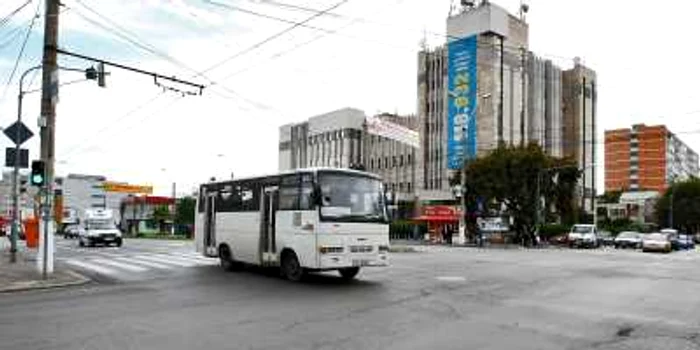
1, 0, 699, 196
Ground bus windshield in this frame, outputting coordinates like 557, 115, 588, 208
318, 173, 387, 223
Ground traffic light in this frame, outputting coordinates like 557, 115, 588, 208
30, 160, 45, 187
85, 63, 107, 87
97, 62, 106, 88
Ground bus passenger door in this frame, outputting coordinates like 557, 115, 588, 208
261, 186, 278, 266
203, 193, 217, 257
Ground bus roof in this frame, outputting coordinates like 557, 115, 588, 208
203, 167, 381, 186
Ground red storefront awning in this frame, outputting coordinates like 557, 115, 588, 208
413, 215, 459, 222
412, 205, 461, 223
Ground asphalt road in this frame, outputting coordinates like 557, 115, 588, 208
2, 244, 700, 350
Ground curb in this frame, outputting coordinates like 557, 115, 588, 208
389, 246, 419, 253
0, 269, 92, 294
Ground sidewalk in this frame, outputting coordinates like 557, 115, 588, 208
390, 239, 558, 251
0, 237, 90, 293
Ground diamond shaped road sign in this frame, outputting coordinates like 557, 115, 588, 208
3, 121, 33, 145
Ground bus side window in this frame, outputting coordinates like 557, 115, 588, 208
299, 179, 314, 210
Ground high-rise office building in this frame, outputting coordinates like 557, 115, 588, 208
417, 1, 596, 209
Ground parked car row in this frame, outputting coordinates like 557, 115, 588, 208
564, 225, 695, 253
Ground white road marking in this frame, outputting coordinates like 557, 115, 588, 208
90, 258, 149, 272
114, 257, 173, 269
65, 259, 120, 276
436, 276, 466, 282
134, 254, 197, 267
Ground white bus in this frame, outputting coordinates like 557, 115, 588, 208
195, 168, 390, 281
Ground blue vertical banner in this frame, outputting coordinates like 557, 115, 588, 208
447, 35, 478, 170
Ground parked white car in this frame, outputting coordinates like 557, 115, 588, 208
568, 224, 600, 248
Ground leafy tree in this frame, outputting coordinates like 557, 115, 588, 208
175, 197, 196, 226
598, 190, 623, 204
152, 205, 172, 233
461, 143, 581, 245
655, 177, 700, 234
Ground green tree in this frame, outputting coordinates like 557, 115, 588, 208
175, 196, 196, 226
655, 177, 700, 234
462, 143, 581, 245
151, 205, 171, 233
598, 190, 623, 204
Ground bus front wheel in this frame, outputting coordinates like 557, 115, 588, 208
282, 251, 304, 282
219, 245, 240, 272
338, 267, 360, 280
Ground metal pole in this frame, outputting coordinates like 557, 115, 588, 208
10, 89, 23, 263
669, 188, 674, 229
10, 66, 42, 263
171, 182, 176, 236
39, 0, 59, 279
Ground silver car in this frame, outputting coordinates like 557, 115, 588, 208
614, 231, 642, 249
642, 233, 672, 253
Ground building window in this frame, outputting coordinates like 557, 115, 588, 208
399, 182, 404, 192
370, 159, 374, 169
384, 157, 388, 168
407, 154, 413, 164
407, 183, 412, 193
392, 156, 397, 167
400, 155, 404, 167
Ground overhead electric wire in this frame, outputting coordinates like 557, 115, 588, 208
255, 0, 575, 62
199, 0, 350, 81
0, 0, 32, 30
0, 0, 41, 103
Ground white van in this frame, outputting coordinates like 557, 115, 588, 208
78, 209, 122, 247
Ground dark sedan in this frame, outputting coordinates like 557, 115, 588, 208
676, 235, 695, 250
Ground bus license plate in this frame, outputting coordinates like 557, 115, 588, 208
352, 259, 371, 267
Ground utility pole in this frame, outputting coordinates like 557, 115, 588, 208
171, 182, 176, 236
669, 186, 674, 229
38, 0, 59, 278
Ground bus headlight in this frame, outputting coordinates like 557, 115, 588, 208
319, 246, 343, 254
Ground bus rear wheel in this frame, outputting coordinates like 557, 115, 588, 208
338, 267, 360, 280
282, 251, 304, 282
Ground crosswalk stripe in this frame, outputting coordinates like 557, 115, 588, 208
65, 259, 120, 276
163, 253, 217, 264
135, 254, 197, 267
152, 254, 213, 266
91, 258, 148, 272
115, 257, 172, 269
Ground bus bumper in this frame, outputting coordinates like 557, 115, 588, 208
319, 253, 389, 269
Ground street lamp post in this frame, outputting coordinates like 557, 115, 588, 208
9, 65, 42, 263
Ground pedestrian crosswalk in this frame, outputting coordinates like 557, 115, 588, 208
61, 251, 218, 280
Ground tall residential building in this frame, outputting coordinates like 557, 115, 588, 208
562, 59, 597, 211
605, 124, 699, 193
278, 108, 418, 201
